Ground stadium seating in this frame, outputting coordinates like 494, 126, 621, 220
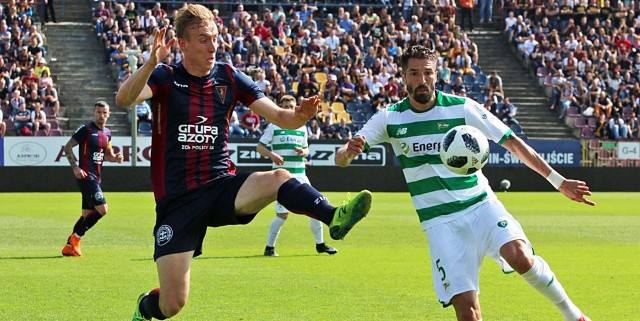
331, 101, 345, 113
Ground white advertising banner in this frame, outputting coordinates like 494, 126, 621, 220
617, 142, 640, 160
1, 137, 386, 167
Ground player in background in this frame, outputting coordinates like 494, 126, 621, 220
62, 101, 124, 257
257, 95, 338, 257
336, 45, 594, 321
115, 5, 371, 320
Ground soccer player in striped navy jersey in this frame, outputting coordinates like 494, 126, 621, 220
336, 45, 594, 321
117, 5, 371, 321
257, 95, 337, 257
62, 101, 124, 257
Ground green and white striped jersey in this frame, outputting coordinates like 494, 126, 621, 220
357, 91, 513, 225
259, 124, 308, 177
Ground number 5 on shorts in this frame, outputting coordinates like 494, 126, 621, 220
436, 259, 446, 281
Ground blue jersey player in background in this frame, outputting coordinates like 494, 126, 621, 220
62, 101, 124, 257
116, 5, 372, 320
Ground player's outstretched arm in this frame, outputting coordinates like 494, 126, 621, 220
502, 135, 595, 206
336, 136, 366, 167
115, 27, 174, 107
250, 96, 320, 129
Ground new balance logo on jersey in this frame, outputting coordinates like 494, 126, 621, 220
174, 81, 188, 88
396, 127, 408, 136
178, 116, 219, 144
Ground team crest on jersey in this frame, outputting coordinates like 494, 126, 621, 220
156, 225, 173, 246
215, 86, 227, 102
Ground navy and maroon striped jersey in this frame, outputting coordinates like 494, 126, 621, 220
72, 122, 112, 183
148, 61, 265, 201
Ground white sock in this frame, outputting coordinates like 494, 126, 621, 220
266, 216, 286, 247
74, 233, 82, 239
521, 256, 582, 321
309, 218, 323, 244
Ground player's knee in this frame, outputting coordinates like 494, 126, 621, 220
161, 297, 187, 318
452, 292, 481, 321
455, 306, 482, 321
272, 168, 292, 182
501, 241, 534, 274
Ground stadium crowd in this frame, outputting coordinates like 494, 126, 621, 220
0, 0, 60, 137
506, 0, 640, 140
93, 0, 523, 139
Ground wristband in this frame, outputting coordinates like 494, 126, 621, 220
546, 170, 564, 190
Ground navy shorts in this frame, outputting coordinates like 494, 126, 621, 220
153, 172, 257, 260
76, 179, 107, 210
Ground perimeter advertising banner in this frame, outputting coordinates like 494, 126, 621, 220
0, 137, 387, 167
486, 140, 581, 167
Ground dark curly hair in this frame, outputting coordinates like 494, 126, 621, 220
401, 45, 437, 75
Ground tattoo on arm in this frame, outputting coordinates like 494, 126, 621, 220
65, 139, 79, 168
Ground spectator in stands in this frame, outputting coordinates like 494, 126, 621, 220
320, 115, 337, 139
296, 72, 318, 99
339, 75, 356, 103
136, 100, 152, 124
485, 71, 504, 102
369, 85, 391, 120
497, 97, 520, 125
13, 101, 32, 136
320, 73, 337, 100
438, 59, 452, 85
240, 108, 262, 138
31, 102, 50, 136
628, 112, 639, 139
229, 109, 245, 139
307, 119, 322, 140
25, 85, 42, 111
335, 118, 352, 140
41, 82, 58, 117
558, 81, 577, 119
21, 67, 38, 90
459, 0, 474, 33
608, 112, 628, 140
594, 91, 613, 118
0, 108, 5, 137
452, 76, 465, 95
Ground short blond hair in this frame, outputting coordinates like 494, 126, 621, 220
280, 95, 296, 107
174, 4, 216, 39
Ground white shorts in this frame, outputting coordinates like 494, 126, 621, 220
275, 175, 311, 214
423, 198, 531, 307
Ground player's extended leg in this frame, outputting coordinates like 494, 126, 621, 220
62, 205, 107, 257
132, 251, 193, 320
500, 240, 590, 321
236, 169, 371, 240
264, 213, 288, 256
450, 291, 482, 321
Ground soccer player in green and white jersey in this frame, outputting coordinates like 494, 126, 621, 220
336, 45, 595, 321
258, 95, 338, 257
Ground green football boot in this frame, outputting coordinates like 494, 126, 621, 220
329, 190, 372, 240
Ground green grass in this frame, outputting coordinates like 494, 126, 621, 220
0, 192, 638, 320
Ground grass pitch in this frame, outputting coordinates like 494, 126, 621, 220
0, 192, 638, 320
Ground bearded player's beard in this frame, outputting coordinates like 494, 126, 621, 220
407, 83, 433, 104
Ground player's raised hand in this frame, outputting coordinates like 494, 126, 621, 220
559, 179, 596, 206
150, 27, 175, 66
295, 96, 320, 121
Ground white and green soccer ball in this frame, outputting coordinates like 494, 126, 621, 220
440, 125, 490, 175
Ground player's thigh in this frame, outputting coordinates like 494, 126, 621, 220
157, 251, 193, 307
425, 217, 483, 306
235, 169, 291, 215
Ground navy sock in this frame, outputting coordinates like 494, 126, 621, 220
141, 288, 166, 320
76, 211, 103, 236
71, 216, 85, 236
277, 178, 335, 225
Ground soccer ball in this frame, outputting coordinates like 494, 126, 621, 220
440, 125, 490, 175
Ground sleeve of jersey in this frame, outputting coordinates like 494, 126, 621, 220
464, 100, 513, 145
258, 124, 274, 146
71, 125, 87, 143
147, 64, 172, 95
233, 68, 265, 106
355, 109, 390, 151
